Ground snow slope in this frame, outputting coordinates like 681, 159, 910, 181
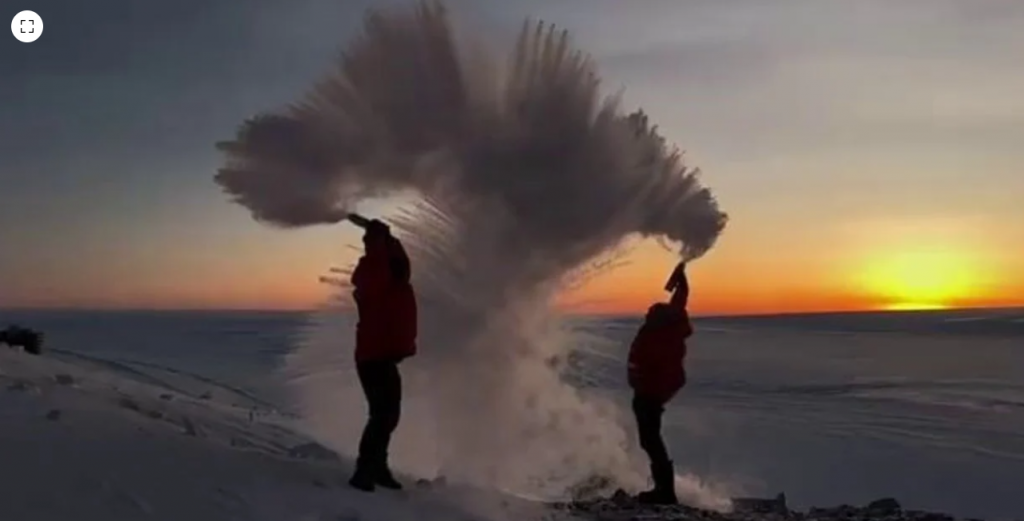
0, 348, 552, 521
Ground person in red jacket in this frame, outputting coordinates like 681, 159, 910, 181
347, 217, 418, 492
627, 262, 693, 505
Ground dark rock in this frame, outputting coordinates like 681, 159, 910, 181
46, 409, 62, 421
199, 392, 212, 400
7, 381, 33, 392
182, 417, 201, 437
867, 497, 901, 516
312, 478, 328, 489
918, 514, 954, 521
733, 493, 788, 514
562, 487, 712, 518
118, 397, 141, 411
159, 393, 174, 401
609, 488, 633, 505
287, 442, 340, 462
230, 437, 256, 449
569, 474, 616, 502
54, 374, 75, 386
549, 492, 971, 521
0, 325, 43, 355
145, 410, 164, 420
837, 504, 858, 516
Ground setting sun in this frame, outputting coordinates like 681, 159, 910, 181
859, 250, 979, 310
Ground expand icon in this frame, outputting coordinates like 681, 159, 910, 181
12, 10, 43, 43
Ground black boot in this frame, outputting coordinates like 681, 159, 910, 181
637, 461, 677, 505
348, 460, 376, 492
375, 464, 403, 490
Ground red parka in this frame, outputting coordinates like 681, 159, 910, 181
351, 236, 417, 363
627, 302, 693, 403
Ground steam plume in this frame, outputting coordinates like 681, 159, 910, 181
215, 0, 730, 508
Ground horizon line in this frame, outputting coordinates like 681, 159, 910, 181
2, 304, 1022, 320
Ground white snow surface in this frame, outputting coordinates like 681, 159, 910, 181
0, 348, 559, 521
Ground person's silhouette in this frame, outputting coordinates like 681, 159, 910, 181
346, 216, 418, 492
626, 262, 693, 504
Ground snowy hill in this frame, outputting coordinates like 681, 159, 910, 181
0, 348, 550, 521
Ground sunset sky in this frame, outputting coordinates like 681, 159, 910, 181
2, 0, 1023, 315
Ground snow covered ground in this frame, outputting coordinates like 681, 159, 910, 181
3, 308, 1023, 520
0, 348, 551, 521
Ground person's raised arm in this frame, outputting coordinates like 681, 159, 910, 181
665, 262, 689, 311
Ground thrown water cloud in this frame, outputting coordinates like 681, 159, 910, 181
215, 0, 730, 508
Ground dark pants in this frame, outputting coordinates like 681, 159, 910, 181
356, 360, 402, 473
632, 394, 670, 467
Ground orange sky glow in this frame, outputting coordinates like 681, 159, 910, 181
11, 221, 1021, 317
